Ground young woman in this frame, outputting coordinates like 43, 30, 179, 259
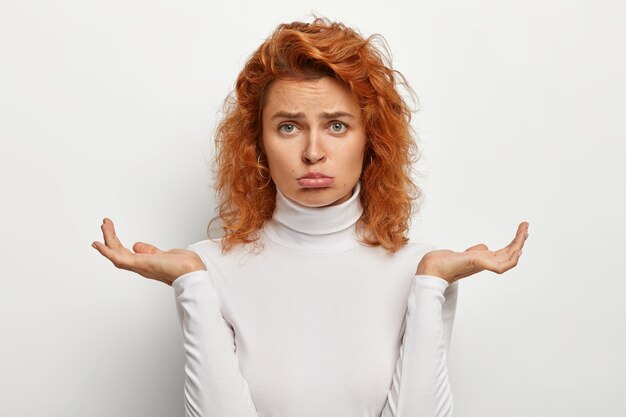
92, 17, 529, 417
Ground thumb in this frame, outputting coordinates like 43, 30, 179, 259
465, 243, 489, 252
133, 242, 163, 254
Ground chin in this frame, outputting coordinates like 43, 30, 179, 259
286, 187, 334, 207
300, 187, 351, 208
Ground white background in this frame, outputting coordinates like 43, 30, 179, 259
1, 1, 624, 416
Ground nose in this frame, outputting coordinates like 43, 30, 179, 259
301, 130, 326, 164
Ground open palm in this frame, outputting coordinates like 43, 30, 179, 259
91, 218, 205, 286
416, 222, 529, 284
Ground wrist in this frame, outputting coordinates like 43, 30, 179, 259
183, 260, 206, 275
415, 265, 451, 284
169, 263, 206, 287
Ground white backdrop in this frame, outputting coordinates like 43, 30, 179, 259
1, 1, 624, 416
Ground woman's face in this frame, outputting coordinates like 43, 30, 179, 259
261, 76, 367, 207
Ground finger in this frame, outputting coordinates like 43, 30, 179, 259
133, 242, 163, 254
92, 241, 112, 258
92, 240, 123, 266
465, 243, 489, 252
495, 221, 529, 258
508, 223, 527, 250
92, 240, 138, 271
491, 247, 523, 269
101, 218, 129, 252
473, 247, 522, 275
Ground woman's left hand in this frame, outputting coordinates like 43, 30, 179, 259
416, 222, 529, 284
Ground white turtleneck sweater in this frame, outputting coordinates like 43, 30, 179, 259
173, 181, 459, 417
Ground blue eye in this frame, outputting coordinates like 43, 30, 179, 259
330, 122, 347, 133
279, 124, 297, 134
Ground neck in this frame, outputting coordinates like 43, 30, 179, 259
263, 181, 364, 253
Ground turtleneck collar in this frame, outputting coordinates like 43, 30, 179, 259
262, 181, 364, 253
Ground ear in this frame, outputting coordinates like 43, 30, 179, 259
363, 147, 373, 166
257, 137, 266, 157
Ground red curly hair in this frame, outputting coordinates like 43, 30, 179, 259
208, 16, 424, 254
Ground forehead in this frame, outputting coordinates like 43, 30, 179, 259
262, 76, 360, 116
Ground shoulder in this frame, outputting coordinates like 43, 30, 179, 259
402, 238, 441, 257
186, 237, 262, 268
365, 238, 440, 268
187, 237, 222, 253
185, 238, 225, 268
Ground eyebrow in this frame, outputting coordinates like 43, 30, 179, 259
271, 111, 356, 120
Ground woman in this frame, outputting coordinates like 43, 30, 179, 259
92, 17, 529, 417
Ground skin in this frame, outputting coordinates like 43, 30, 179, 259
92, 75, 529, 285
260, 76, 366, 208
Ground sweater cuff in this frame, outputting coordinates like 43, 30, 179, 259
172, 269, 212, 296
413, 274, 450, 291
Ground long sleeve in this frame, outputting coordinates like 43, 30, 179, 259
173, 268, 260, 417
380, 276, 459, 417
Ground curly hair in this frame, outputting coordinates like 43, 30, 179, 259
208, 16, 424, 255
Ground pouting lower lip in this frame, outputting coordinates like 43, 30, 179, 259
297, 177, 334, 187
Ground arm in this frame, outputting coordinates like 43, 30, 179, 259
380, 276, 459, 417
173, 265, 260, 417
379, 221, 528, 416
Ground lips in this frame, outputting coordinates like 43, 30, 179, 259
298, 172, 333, 179
297, 171, 335, 188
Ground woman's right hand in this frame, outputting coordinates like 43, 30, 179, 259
91, 218, 206, 286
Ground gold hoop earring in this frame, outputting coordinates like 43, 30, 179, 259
257, 154, 272, 189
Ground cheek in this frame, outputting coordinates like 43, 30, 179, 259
265, 145, 293, 173
348, 140, 366, 169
